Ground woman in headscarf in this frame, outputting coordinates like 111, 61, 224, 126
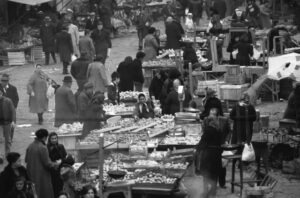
195, 117, 223, 198
0, 152, 29, 198
200, 88, 223, 120
143, 27, 159, 61
117, 56, 134, 92
234, 33, 254, 66
27, 64, 50, 124
47, 132, 67, 198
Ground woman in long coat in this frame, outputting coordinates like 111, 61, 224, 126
87, 56, 109, 93
47, 133, 67, 198
91, 21, 112, 63
195, 117, 222, 198
27, 64, 49, 124
234, 33, 253, 66
143, 27, 159, 61
117, 56, 134, 92
25, 129, 57, 198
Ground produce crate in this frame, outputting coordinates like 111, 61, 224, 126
225, 65, 241, 76
220, 84, 249, 101
224, 74, 246, 85
195, 80, 225, 97
58, 133, 82, 150
7, 51, 25, 66
31, 45, 45, 60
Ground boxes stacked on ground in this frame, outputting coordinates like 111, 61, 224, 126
224, 65, 246, 85
195, 80, 225, 97
7, 52, 25, 66
219, 84, 249, 100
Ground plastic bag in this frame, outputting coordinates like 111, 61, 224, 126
71, 54, 77, 62
242, 143, 256, 162
47, 84, 55, 99
232, 49, 238, 59
253, 48, 261, 60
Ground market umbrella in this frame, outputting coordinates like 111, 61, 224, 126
267, 53, 300, 81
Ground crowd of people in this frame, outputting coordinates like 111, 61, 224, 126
0, 0, 294, 198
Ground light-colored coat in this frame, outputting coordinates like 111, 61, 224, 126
54, 84, 76, 127
143, 34, 158, 61
87, 61, 108, 93
68, 23, 80, 56
25, 139, 55, 198
27, 70, 49, 113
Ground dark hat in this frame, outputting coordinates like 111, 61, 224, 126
84, 82, 94, 89
6, 152, 21, 164
63, 76, 73, 83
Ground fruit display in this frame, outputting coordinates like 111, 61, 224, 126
161, 114, 175, 122
161, 136, 200, 145
120, 91, 149, 100
142, 59, 176, 68
164, 162, 188, 170
134, 172, 177, 184
56, 122, 83, 134
181, 36, 206, 43
103, 103, 135, 115
148, 151, 169, 160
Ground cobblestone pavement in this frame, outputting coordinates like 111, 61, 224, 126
1, 22, 300, 198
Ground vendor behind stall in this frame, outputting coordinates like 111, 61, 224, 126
134, 93, 154, 119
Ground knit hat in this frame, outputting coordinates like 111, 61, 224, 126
6, 152, 21, 164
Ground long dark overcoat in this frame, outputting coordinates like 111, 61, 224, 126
25, 139, 55, 198
56, 31, 73, 62
40, 23, 56, 53
91, 29, 111, 60
117, 61, 134, 92
54, 85, 76, 127
165, 21, 183, 49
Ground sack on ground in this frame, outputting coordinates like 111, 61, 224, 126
242, 143, 256, 162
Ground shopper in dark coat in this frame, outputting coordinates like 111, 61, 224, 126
79, 30, 95, 62
294, 83, 300, 128
149, 70, 166, 100
135, 8, 152, 50
56, 26, 74, 74
234, 33, 253, 66
165, 16, 184, 49
107, 72, 120, 105
47, 132, 67, 198
200, 89, 223, 120
0, 152, 29, 198
183, 43, 199, 69
91, 21, 112, 63
25, 129, 59, 198
117, 56, 134, 92
132, 52, 146, 92
195, 117, 222, 198
70, 53, 91, 92
7, 176, 34, 198
283, 82, 300, 120
40, 16, 57, 65
54, 76, 76, 127
0, 73, 19, 141
212, 0, 227, 19
230, 93, 257, 144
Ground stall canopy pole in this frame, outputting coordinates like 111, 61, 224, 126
99, 133, 104, 198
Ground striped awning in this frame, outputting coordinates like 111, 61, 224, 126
8, 0, 52, 6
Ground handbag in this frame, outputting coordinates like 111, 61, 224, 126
242, 143, 256, 161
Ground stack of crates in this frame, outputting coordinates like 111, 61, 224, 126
220, 65, 249, 101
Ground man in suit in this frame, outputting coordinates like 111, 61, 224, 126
0, 73, 19, 141
56, 26, 73, 74
54, 76, 76, 127
85, 12, 98, 31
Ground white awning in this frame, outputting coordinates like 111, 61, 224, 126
8, 0, 52, 6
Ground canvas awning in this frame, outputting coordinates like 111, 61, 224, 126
8, 0, 52, 6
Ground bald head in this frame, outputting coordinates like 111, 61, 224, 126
173, 79, 181, 91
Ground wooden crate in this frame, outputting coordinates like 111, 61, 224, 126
225, 65, 241, 76
31, 46, 45, 60
7, 51, 25, 66
220, 84, 249, 101
225, 74, 245, 85
195, 80, 225, 97
58, 133, 81, 150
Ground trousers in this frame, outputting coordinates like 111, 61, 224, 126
45, 52, 57, 64
0, 124, 12, 155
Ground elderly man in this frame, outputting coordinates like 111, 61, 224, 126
0, 74, 19, 140
0, 89, 16, 162
54, 76, 76, 127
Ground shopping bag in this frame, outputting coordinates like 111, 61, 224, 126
253, 48, 261, 60
46, 84, 55, 99
232, 49, 238, 59
242, 143, 256, 162
71, 54, 77, 62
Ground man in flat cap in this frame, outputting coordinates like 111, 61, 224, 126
54, 76, 76, 127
